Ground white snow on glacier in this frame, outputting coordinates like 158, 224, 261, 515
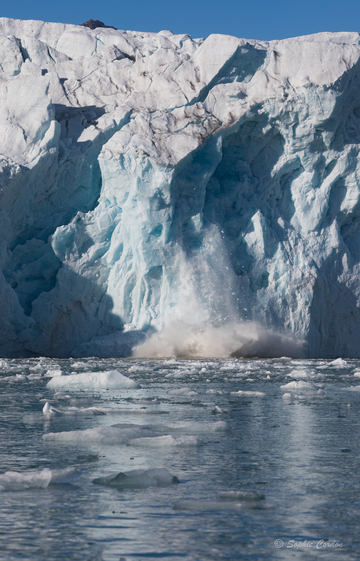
1, 18, 360, 357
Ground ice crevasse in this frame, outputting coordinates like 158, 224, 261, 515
1, 18, 360, 358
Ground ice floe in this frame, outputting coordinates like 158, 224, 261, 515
230, 390, 266, 397
43, 426, 155, 445
93, 468, 179, 489
46, 370, 141, 390
0, 467, 78, 491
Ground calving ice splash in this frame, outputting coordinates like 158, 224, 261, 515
1, 18, 360, 357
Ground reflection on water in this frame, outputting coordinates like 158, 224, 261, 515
0, 357, 360, 560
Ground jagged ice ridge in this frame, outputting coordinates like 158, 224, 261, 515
1, 18, 360, 358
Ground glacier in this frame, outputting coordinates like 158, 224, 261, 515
1, 18, 360, 358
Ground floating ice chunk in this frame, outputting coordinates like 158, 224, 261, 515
130, 435, 202, 447
329, 358, 351, 367
167, 387, 198, 397
43, 426, 155, 445
95, 407, 168, 415
219, 490, 265, 501
0, 467, 78, 491
42, 401, 62, 418
280, 380, 316, 391
212, 405, 228, 414
71, 362, 91, 370
343, 386, 360, 392
354, 372, 360, 378
93, 468, 179, 489
150, 421, 229, 433
44, 369, 67, 377
46, 370, 141, 390
230, 390, 266, 397
53, 392, 72, 400
288, 369, 317, 378
0, 359, 10, 369
42, 401, 105, 418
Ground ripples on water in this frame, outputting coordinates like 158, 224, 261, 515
0, 356, 360, 560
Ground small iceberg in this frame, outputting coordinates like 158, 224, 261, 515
280, 380, 316, 391
43, 426, 156, 445
93, 468, 179, 489
42, 402, 106, 418
46, 370, 141, 390
0, 467, 78, 491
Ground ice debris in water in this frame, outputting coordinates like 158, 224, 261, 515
212, 405, 228, 414
230, 390, 266, 397
288, 369, 317, 378
43, 425, 202, 446
93, 468, 179, 489
329, 359, 351, 367
135, 420, 229, 433
280, 380, 317, 391
0, 468, 78, 491
44, 369, 68, 377
130, 435, 202, 447
167, 387, 198, 397
46, 370, 140, 389
42, 401, 105, 418
43, 426, 156, 445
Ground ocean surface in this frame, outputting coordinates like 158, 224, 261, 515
1, 356, 360, 560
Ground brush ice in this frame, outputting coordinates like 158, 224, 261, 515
2, 18, 360, 357
93, 468, 179, 489
0, 467, 78, 491
46, 370, 140, 390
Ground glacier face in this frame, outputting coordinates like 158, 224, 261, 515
1, 18, 360, 357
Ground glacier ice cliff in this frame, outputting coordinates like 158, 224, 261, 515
1, 18, 360, 358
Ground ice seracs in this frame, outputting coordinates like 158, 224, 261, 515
1, 18, 360, 357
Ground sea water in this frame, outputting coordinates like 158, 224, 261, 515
0, 357, 360, 560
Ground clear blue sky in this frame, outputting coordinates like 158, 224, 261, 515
2, 0, 360, 41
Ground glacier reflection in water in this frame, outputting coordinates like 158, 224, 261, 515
0, 356, 359, 560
